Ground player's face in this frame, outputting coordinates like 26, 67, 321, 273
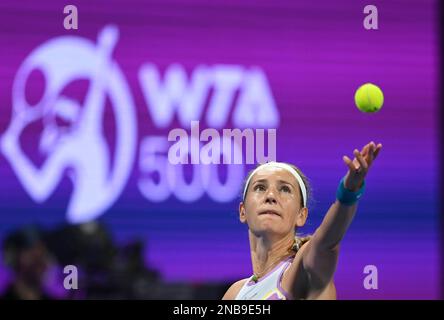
240, 167, 307, 236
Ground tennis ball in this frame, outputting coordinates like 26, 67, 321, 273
354, 83, 384, 113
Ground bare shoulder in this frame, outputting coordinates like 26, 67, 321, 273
221, 278, 249, 300
283, 240, 338, 299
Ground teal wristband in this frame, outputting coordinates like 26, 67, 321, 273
336, 176, 365, 205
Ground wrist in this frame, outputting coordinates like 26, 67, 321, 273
336, 176, 365, 206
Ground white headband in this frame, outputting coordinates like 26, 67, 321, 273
242, 162, 307, 207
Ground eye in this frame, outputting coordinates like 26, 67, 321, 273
254, 184, 266, 192
280, 185, 291, 193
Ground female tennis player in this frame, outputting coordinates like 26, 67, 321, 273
222, 141, 382, 300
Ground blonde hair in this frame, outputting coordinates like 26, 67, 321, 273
291, 235, 311, 253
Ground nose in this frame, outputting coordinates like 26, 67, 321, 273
265, 189, 277, 205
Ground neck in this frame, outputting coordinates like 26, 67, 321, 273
249, 231, 294, 280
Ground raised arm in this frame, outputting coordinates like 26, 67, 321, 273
300, 142, 382, 290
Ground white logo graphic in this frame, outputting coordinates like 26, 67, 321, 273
1, 24, 280, 221
0, 25, 137, 223
137, 65, 280, 203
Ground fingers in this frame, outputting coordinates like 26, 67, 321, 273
365, 142, 375, 164
344, 142, 382, 174
373, 143, 382, 160
343, 155, 358, 171
360, 143, 370, 157
366, 142, 382, 166
353, 149, 368, 171
362, 140, 382, 157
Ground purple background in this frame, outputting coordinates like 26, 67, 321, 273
0, 0, 440, 299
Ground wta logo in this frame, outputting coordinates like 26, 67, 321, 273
1, 25, 279, 223
0, 26, 137, 223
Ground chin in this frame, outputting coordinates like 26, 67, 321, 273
253, 222, 282, 235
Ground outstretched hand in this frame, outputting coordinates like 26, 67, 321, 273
342, 141, 382, 191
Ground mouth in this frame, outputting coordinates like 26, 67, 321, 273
258, 210, 281, 217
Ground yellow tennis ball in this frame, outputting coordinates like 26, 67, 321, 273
354, 83, 384, 113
